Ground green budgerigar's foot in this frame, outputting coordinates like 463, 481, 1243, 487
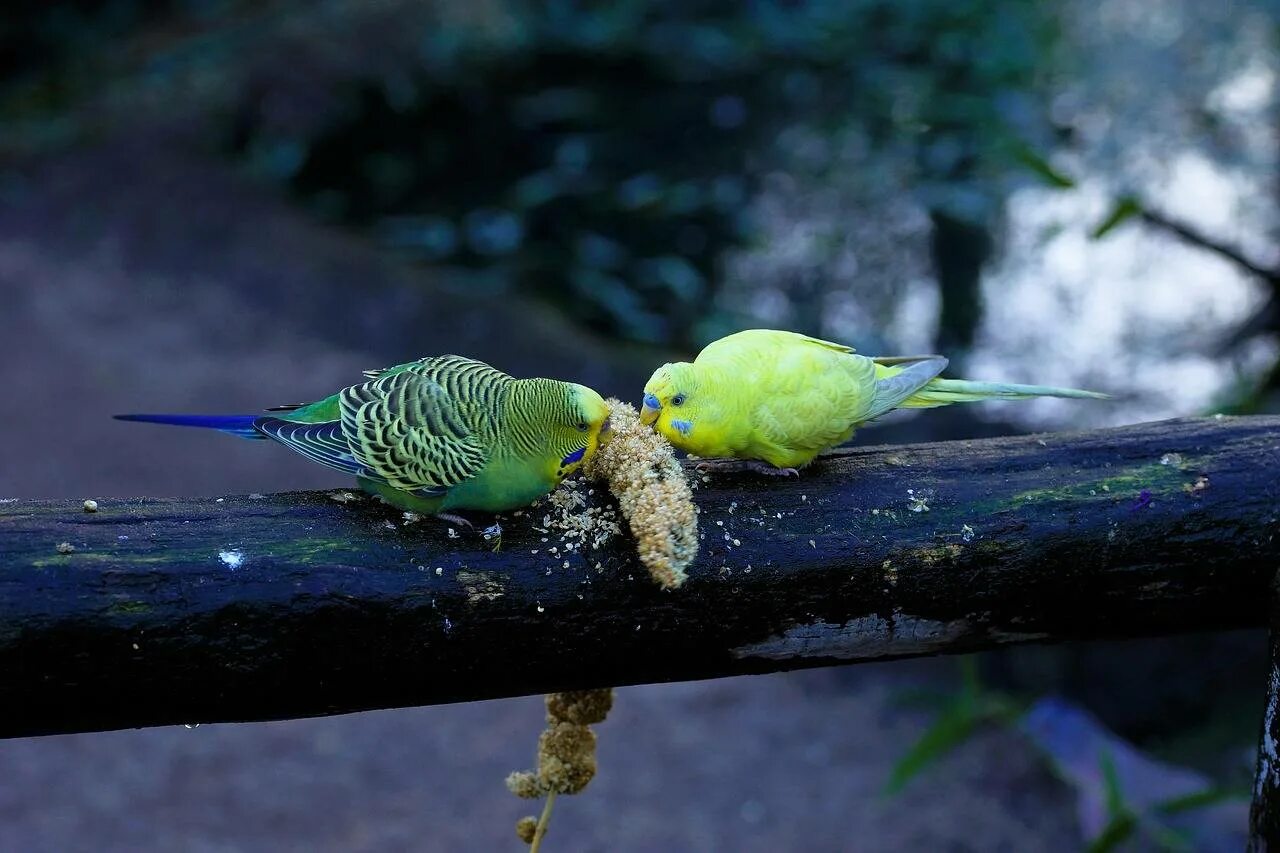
435, 511, 477, 532
695, 459, 799, 477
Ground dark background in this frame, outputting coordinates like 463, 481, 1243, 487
1, 1, 1276, 850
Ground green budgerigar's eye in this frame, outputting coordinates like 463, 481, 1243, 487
577, 421, 589, 431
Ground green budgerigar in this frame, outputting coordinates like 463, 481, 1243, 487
118, 355, 612, 520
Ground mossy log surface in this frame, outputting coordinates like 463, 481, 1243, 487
1, 416, 1278, 738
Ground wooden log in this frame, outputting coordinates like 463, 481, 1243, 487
0, 415, 1277, 739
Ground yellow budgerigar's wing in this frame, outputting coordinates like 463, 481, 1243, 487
692, 330, 878, 466
859, 356, 950, 422
696, 328, 855, 364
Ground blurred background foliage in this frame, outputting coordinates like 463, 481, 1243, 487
4, 0, 1278, 420
235, 0, 1065, 354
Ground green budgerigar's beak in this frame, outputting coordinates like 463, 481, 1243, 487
640, 394, 661, 426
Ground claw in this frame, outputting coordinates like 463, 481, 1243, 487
435, 511, 476, 532
695, 459, 800, 477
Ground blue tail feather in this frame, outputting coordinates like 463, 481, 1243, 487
114, 413, 266, 440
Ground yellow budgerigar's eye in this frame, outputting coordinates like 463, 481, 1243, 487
671, 393, 686, 406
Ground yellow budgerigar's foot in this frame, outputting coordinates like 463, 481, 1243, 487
695, 459, 799, 477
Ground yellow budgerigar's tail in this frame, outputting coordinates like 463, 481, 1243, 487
900, 377, 1110, 409
865, 355, 1108, 417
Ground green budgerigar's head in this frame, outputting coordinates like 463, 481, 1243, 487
536, 381, 612, 482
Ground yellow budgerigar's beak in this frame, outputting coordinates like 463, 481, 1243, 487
640, 393, 661, 426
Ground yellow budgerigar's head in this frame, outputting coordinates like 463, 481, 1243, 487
640, 362, 708, 452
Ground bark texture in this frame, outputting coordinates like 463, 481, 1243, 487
0, 415, 1277, 738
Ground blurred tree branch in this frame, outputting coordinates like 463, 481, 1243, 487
1133, 204, 1280, 287
1142, 205, 1280, 356
1095, 194, 1280, 357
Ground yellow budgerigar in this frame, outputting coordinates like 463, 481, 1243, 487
640, 329, 1107, 475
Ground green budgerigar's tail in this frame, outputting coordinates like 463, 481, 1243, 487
901, 377, 1110, 409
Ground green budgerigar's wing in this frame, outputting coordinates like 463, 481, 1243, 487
259, 363, 489, 496
339, 367, 489, 494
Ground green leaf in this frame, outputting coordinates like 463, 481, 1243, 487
1087, 813, 1138, 853
1146, 822, 1196, 853
1099, 749, 1127, 820
1091, 197, 1143, 239
883, 656, 1030, 796
1088, 768, 1237, 852
883, 703, 979, 796
1154, 785, 1249, 816
1013, 146, 1076, 189
980, 693, 1029, 725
